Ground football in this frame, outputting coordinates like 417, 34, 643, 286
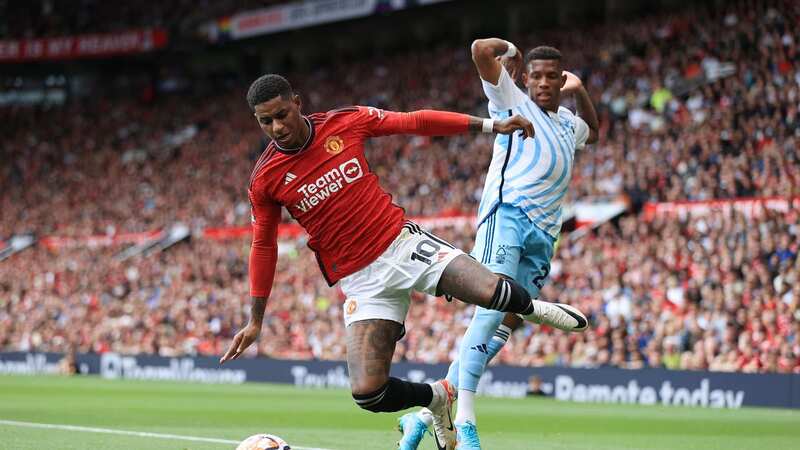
235, 434, 291, 450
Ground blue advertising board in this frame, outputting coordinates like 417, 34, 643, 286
1, 351, 797, 409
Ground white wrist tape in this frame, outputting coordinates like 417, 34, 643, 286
482, 118, 494, 133
502, 41, 517, 58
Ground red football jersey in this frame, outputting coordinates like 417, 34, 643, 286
247, 106, 470, 297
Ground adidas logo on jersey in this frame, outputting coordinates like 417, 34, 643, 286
284, 172, 297, 185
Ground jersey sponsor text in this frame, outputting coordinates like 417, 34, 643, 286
294, 158, 364, 213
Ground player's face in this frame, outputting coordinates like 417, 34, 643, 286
523, 59, 566, 112
253, 94, 305, 147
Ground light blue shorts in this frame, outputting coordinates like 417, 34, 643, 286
471, 204, 556, 298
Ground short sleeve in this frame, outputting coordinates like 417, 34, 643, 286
481, 65, 527, 110
573, 115, 590, 150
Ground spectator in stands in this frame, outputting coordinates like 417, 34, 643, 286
1, 0, 798, 375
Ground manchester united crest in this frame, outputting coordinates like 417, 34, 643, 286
325, 135, 344, 155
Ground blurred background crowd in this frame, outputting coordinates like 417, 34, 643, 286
1, 0, 798, 374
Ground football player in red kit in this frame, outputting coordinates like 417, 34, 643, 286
220, 74, 535, 444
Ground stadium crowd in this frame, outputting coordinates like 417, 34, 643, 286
0, 0, 273, 39
1, 0, 798, 373
2, 209, 798, 373
3, 0, 798, 237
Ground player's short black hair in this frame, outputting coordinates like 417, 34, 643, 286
525, 46, 562, 66
246, 74, 293, 110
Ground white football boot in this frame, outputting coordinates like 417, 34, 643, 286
427, 380, 456, 450
522, 300, 589, 332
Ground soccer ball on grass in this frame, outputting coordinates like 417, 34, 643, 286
236, 434, 291, 450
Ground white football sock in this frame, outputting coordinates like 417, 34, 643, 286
454, 389, 476, 425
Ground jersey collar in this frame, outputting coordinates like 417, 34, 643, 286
536, 103, 560, 119
274, 116, 315, 155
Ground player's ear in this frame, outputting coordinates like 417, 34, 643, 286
560, 71, 567, 88
292, 93, 302, 110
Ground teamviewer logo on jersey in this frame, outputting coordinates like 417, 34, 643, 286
339, 158, 363, 182
293, 158, 364, 213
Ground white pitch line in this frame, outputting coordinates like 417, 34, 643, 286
0, 419, 332, 450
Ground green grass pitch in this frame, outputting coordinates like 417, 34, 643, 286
0, 375, 797, 450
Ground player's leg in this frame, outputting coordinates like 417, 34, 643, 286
398, 223, 487, 450
422, 313, 514, 450
453, 306, 502, 418
347, 319, 453, 413
402, 212, 525, 450
397, 218, 533, 316
444, 205, 522, 393
436, 254, 535, 315
451, 312, 523, 450
339, 228, 455, 418
444, 314, 518, 390
399, 324, 518, 448
396, 217, 532, 448
447, 205, 526, 449
516, 226, 588, 331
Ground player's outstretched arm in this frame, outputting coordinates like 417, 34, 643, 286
220, 197, 280, 364
561, 71, 599, 145
423, 110, 533, 138
220, 296, 266, 363
364, 107, 534, 139
488, 114, 534, 138
471, 38, 522, 84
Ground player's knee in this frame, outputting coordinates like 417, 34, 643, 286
350, 375, 388, 398
351, 380, 391, 413
487, 276, 532, 313
480, 274, 517, 304
478, 274, 500, 304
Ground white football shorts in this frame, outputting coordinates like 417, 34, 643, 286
339, 221, 463, 329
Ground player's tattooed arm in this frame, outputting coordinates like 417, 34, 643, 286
249, 296, 268, 325
219, 296, 268, 364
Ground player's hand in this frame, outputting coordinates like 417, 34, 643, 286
561, 70, 584, 95
220, 322, 261, 364
495, 115, 534, 139
498, 48, 524, 82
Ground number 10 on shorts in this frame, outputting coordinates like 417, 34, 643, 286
410, 239, 440, 265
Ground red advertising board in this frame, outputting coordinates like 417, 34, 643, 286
0, 29, 167, 62
643, 196, 800, 221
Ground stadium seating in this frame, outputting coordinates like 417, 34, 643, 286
1, 0, 797, 373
